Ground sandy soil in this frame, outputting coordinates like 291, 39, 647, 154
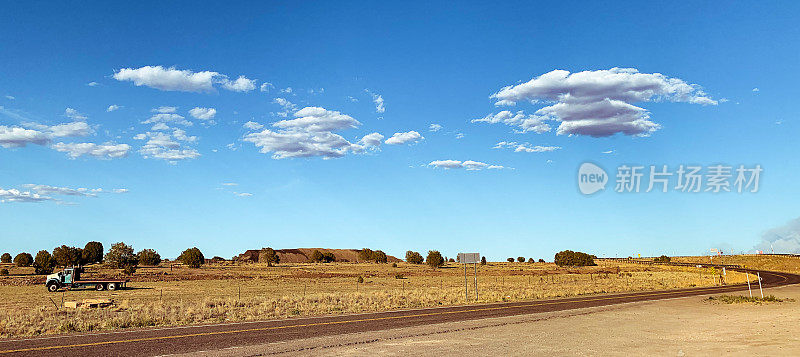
194, 284, 800, 356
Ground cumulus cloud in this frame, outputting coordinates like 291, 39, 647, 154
358, 132, 384, 148
244, 107, 368, 159
427, 160, 508, 171
486, 68, 717, 137
752, 88, 760, 92
385, 131, 423, 145
188, 107, 216, 120
138, 131, 200, 162
0, 126, 51, 148
472, 110, 552, 134
243, 121, 264, 130
52, 142, 131, 159
754, 217, 800, 254
152, 106, 177, 113
429, 124, 442, 132
113, 65, 256, 93
493, 141, 561, 153
260, 82, 274, 92
107, 105, 121, 112
65, 108, 88, 121
21, 184, 100, 197
0, 188, 54, 203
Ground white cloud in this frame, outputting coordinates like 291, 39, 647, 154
188, 107, 216, 120
428, 160, 508, 171
21, 184, 99, 197
172, 128, 197, 142
472, 110, 552, 134
752, 88, 760, 92
358, 132, 384, 148
348, 96, 359, 103
273, 97, 297, 117
151, 123, 170, 131
455, 133, 465, 139
221, 182, 238, 186
365, 89, 385, 113
429, 124, 442, 132
138, 131, 200, 162
244, 107, 368, 159
143, 113, 192, 127
152, 106, 177, 113
221, 76, 256, 92
493, 141, 561, 153
385, 131, 423, 145
280, 87, 293, 94
5, 95, 14, 100
87, 81, 99, 87
52, 142, 131, 159
46, 121, 93, 137
260, 82, 274, 92
113, 65, 255, 93
234, 192, 253, 197
107, 105, 121, 112
113, 188, 129, 194
487, 68, 717, 137
243, 121, 264, 130
65, 107, 88, 121
0, 187, 54, 203
0, 126, 51, 148
602, 149, 615, 154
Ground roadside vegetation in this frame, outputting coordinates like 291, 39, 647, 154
705, 294, 795, 304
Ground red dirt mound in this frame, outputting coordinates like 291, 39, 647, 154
235, 248, 401, 263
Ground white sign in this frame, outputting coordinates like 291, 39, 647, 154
458, 253, 480, 264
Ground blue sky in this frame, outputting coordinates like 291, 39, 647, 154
1, 1, 799, 260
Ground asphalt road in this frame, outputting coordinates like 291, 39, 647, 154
1, 268, 798, 356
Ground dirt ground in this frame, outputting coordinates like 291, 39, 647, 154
196, 284, 800, 356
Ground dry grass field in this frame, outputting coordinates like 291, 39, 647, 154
0, 260, 750, 338
671, 254, 800, 274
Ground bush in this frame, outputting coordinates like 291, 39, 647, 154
13, 252, 33, 267
178, 247, 205, 268
357, 276, 364, 283
426, 250, 444, 269
517, 257, 525, 262
82, 241, 104, 264
507, 258, 514, 262
0, 268, 7, 275
52, 245, 83, 267
481, 256, 486, 265
357, 248, 387, 263
211, 256, 226, 263
310, 250, 324, 263
259, 248, 279, 266
322, 252, 336, 263
137, 249, 162, 266
653, 255, 671, 263
538, 258, 545, 263
1, 253, 11, 263
392, 262, 397, 268
33, 250, 55, 274
554, 250, 596, 267
105, 242, 137, 269
528, 258, 534, 263
405, 251, 424, 264
373, 250, 388, 263
122, 264, 137, 275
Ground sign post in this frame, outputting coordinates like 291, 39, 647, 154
757, 272, 764, 299
457, 253, 480, 302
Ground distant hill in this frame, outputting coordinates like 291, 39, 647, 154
235, 248, 402, 263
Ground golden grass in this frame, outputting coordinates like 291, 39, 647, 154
670, 255, 800, 275
0, 261, 749, 338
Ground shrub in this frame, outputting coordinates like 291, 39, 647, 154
82, 242, 104, 264
481, 256, 486, 265
13, 252, 33, 267
310, 250, 324, 263
357, 248, 386, 263
448, 258, 455, 262
517, 257, 525, 263
357, 276, 364, 283
137, 249, 162, 266
211, 256, 226, 263
554, 250, 596, 267
105, 242, 137, 269
0, 268, 7, 275
122, 264, 137, 275
528, 258, 534, 263
426, 250, 444, 269
392, 262, 397, 268
373, 250, 388, 263
322, 252, 336, 263
259, 248, 279, 266
405, 251, 424, 264
1, 253, 11, 263
654, 255, 671, 263
33, 250, 55, 274
52, 245, 83, 267
538, 258, 545, 263
507, 258, 514, 262
178, 247, 205, 268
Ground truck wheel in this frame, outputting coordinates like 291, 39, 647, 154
107, 282, 117, 291
95, 284, 105, 291
47, 283, 59, 292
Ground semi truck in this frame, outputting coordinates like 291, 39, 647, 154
45, 267, 129, 292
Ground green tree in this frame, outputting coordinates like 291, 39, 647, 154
538, 258, 545, 263
480, 256, 487, 265
507, 258, 514, 262
82, 241, 104, 264
653, 255, 671, 263
554, 250, 596, 267
33, 250, 55, 274
105, 242, 137, 268
52, 245, 83, 267
357, 248, 374, 262
405, 251, 424, 264
178, 247, 205, 268
13, 252, 33, 267
527, 258, 534, 263
426, 250, 444, 269
310, 249, 324, 263
517, 256, 525, 263
1, 253, 11, 263
259, 247, 279, 266
137, 249, 162, 266
322, 252, 336, 263
373, 250, 388, 263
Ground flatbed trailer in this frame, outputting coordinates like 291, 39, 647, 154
45, 267, 129, 292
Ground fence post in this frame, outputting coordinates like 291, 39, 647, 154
746, 272, 752, 297
757, 272, 763, 298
